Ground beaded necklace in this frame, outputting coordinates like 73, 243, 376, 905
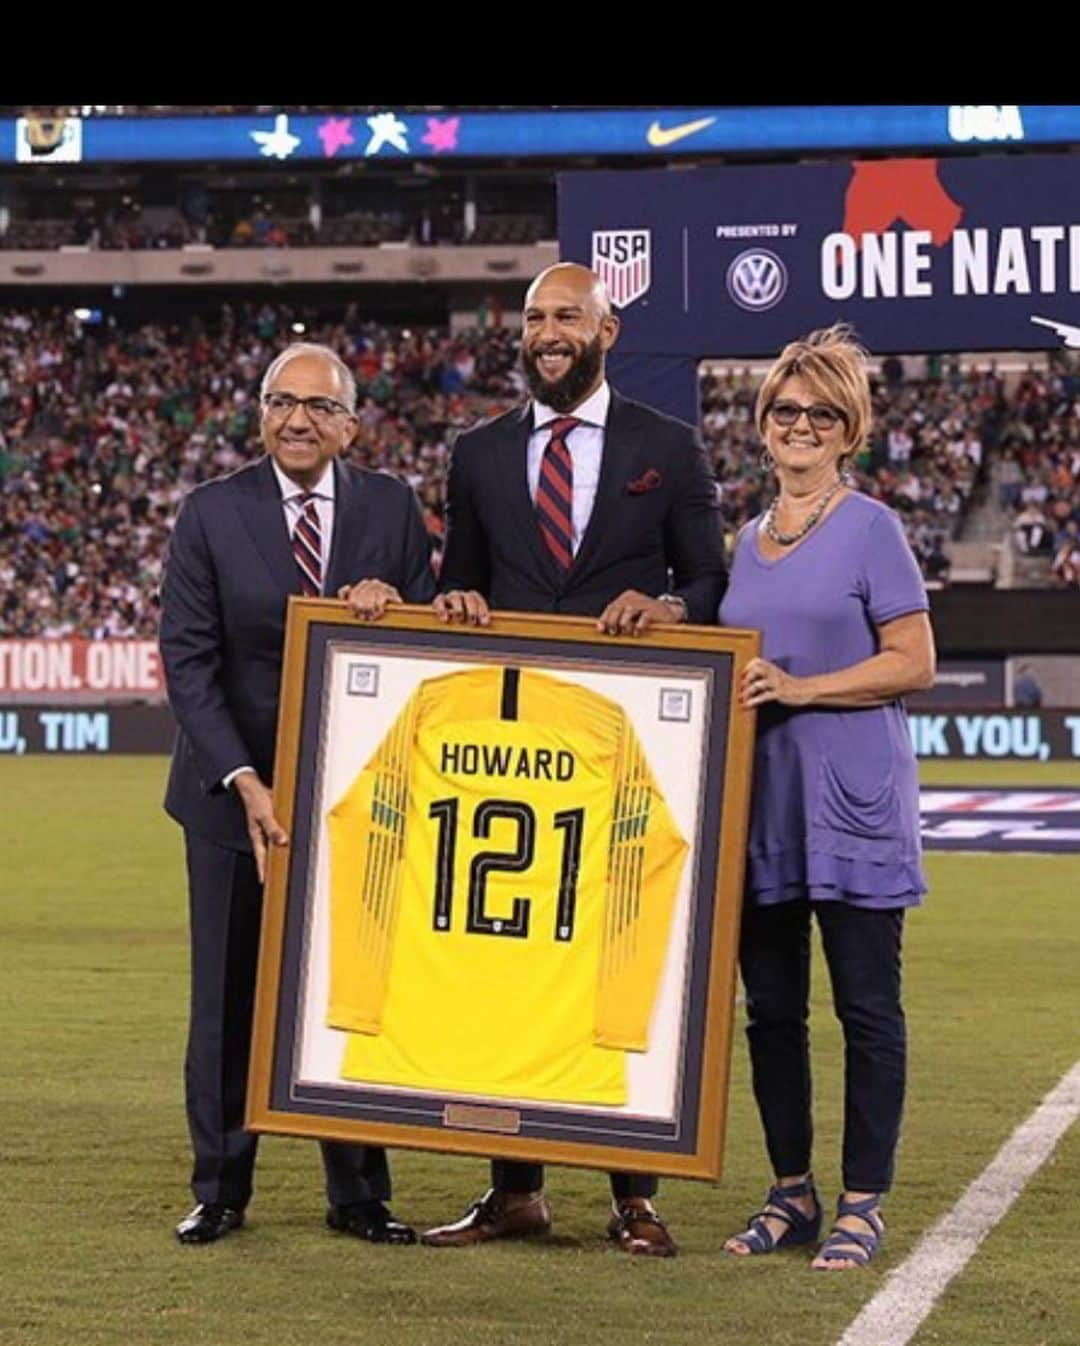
762, 479, 846, 546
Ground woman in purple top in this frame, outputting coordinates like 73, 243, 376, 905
719, 326, 936, 1270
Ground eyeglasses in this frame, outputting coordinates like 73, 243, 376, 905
261, 392, 352, 421
767, 399, 847, 432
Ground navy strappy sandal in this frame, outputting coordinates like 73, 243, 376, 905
813, 1193, 885, 1269
726, 1175, 822, 1254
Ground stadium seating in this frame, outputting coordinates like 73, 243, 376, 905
0, 209, 556, 252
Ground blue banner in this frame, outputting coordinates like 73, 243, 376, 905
7, 106, 1078, 165
558, 153, 1080, 365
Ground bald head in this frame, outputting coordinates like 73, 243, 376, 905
520, 261, 620, 412
525, 262, 612, 318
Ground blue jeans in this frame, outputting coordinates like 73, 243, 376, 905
739, 898, 907, 1194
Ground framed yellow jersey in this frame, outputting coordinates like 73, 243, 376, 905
248, 604, 759, 1181
327, 666, 687, 1105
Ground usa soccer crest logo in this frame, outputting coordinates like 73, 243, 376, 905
592, 230, 652, 309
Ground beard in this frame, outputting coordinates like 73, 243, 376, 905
522, 334, 604, 413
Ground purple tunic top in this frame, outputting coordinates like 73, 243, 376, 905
719, 492, 928, 909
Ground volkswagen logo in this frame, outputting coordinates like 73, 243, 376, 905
726, 249, 788, 312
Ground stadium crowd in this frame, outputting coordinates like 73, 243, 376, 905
2, 304, 1079, 639
999, 363, 1080, 586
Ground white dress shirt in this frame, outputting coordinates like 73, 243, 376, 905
527, 382, 610, 556
224, 460, 336, 791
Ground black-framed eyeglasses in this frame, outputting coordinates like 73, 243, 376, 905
767, 399, 847, 432
261, 391, 352, 421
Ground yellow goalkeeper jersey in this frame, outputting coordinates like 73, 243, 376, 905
327, 666, 687, 1105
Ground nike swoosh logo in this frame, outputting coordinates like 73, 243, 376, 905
1031, 315, 1080, 349
646, 116, 717, 148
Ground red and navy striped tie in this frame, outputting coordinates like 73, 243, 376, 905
293, 494, 323, 595
536, 416, 580, 572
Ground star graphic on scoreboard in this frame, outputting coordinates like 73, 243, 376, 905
250, 113, 301, 161
364, 111, 409, 157
421, 117, 460, 153
318, 116, 354, 158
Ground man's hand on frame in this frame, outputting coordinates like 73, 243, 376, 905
338, 578, 403, 622
433, 590, 491, 626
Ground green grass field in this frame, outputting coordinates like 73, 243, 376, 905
2, 757, 1078, 1346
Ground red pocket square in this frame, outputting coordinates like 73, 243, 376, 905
626, 468, 663, 494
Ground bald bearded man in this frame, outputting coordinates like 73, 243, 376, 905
425, 263, 726, 1255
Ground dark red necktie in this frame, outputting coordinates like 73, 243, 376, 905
536, 417, 580, 571
292, 494, 323, 595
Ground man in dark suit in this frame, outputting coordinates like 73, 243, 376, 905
160, 343, 435, 1246
424, 263, 726, 1255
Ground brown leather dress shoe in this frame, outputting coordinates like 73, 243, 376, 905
421, 1188, 552, 1247
607, 1199, 678, 1257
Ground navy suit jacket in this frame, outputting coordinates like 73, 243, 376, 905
160, 455, 436, 851
439, 390, 726, 621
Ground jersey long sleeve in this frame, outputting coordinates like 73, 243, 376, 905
326, 689, 419, 1035
594, 727, 686, 1053
326, 666, 688, 1106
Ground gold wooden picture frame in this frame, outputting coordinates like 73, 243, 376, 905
248, 601, 759, 1180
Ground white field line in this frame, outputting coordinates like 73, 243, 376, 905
835, 1056, 1080, 1346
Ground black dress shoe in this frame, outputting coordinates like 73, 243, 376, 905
327, 1200, 417, 1245
176, 1202, 245, 1245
